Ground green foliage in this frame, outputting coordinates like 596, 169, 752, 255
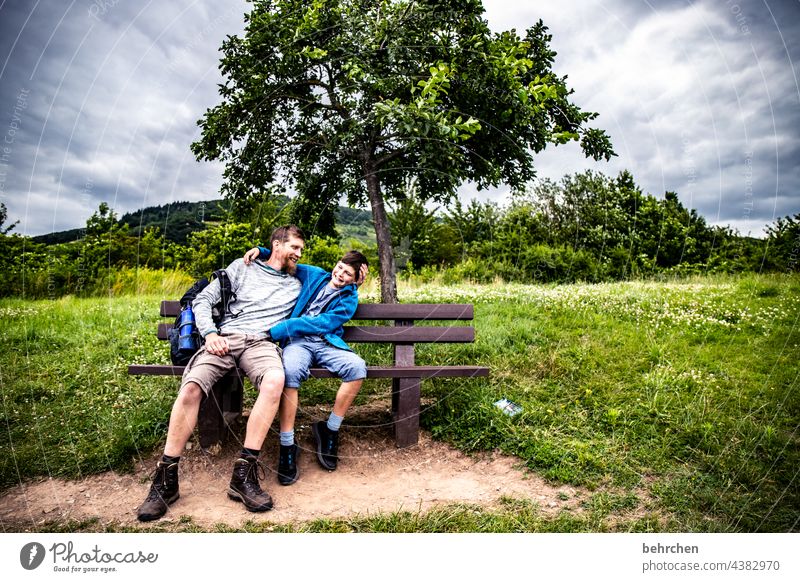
765, 213, 800, 271
0, 199, 383, 298
0, 202, 18, 234
185, 222, 258, 277
300, 236, 344, 272
226, 188, 293, 243
287, 179, 339, 240
30, 200, 228, 246
403, 169, 780, 283
3, 167, 793, 300
388, 183, 461, 270
118, 200, 228, 244
0, 202, 190, 298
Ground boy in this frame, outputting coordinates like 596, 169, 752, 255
244, 246, 368, 485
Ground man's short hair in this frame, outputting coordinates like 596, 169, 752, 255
340, 250, 368, 274
270, 225, 305, 250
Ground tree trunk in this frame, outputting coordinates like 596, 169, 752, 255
362, 156, 398, 304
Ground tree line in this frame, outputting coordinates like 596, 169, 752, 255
0, 169, 797, 299
389, 170, 798, 283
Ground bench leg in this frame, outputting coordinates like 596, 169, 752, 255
198, 373, 243, 450
392, 377, 421, 448
221, 373, 243, 427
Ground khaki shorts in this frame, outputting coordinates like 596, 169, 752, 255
181, 334, 283, 396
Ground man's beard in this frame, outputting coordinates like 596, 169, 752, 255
284, 261, 297, 275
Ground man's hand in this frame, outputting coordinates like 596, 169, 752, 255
243, 247, 260, 265
356, 263, 369, 286
204, 333, 230, 356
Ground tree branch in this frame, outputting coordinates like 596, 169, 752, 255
375, 147, 406, 166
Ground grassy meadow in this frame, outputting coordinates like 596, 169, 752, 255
1, 273, 798, 532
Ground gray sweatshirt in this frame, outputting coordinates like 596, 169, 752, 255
192, 258, 302, 338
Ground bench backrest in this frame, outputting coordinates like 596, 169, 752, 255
156, 301, 476, 360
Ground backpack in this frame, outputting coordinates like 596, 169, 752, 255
168, 269, 240, 365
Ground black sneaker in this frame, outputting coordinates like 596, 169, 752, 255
228, 457, 273, 512
137, 461, 180, 522
312, 420, 339, 471
277, 443, 299, 486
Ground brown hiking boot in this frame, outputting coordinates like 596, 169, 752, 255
137, 461, 179, 522
228, 457, 273, 512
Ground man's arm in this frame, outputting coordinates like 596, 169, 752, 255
192, 278, 221, 339
192, 259, 248, 355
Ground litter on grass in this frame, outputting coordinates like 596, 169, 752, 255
494, 398, 523, 417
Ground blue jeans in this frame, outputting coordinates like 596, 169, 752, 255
282, 336, 367, 389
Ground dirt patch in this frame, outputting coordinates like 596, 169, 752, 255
0, 411, 587, 530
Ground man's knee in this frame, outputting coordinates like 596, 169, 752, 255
177, 382, 203, 406
258, 370, 284, 402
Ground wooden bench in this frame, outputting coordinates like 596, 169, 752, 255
129, 302, 489, 448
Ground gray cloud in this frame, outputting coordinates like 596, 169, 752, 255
0, 0, 797, 237
477, 0, 800, 236
0, 0, 247, 235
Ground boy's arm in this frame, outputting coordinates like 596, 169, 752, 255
252, 246, 326, 283
269, 292, 357, 341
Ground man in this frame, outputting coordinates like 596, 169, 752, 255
136, 225, 306, 522
244, 247, 369, 485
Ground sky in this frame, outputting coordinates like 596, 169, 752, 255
0, 0, 798, 238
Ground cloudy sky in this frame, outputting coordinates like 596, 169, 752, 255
1, 0, 798, 238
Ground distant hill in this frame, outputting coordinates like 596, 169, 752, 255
336, 204, 376, 243
32, 228, 86, 245
119, 199, 229, 244
33, 199, 375, 246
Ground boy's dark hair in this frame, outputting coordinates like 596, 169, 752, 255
270, 225, 305, 250
340, 250, 368, 274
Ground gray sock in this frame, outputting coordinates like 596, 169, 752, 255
280, 431, 295, 446
326, 412, 343, 432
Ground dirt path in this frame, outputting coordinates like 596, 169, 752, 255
1, 418, 586, 530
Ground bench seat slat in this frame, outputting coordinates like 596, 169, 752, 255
160, 301, 473, 320
128, 364, 489, 379
157, 323, 475, 343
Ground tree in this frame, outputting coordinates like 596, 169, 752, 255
186, 222, 256, 277
445, 198, 499, 262
0, 202, 18, 235
766, 213, 800, 271
83, 202, 132, 276
192, 0, 614, 302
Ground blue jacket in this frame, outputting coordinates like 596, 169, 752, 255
258, 247, 358, 352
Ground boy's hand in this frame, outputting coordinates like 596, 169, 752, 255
356, 263, 368, 286
243, 247, 260, 265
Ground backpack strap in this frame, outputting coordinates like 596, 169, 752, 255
179, 276, 210, 308
213, 269, 242, 319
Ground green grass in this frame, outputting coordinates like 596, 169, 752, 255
0, 295, 177, 486
1, 273, 798, 532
